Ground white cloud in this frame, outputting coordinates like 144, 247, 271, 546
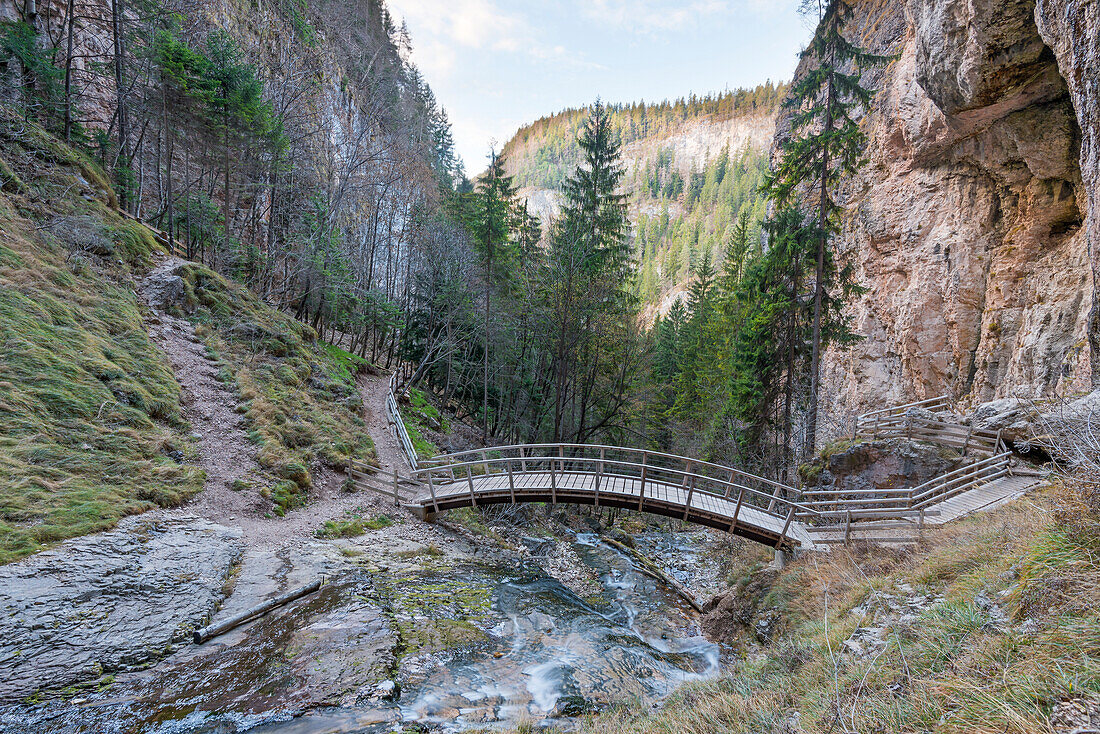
388, 0, 601, 77
582, 0, 730, 33
388, 0, 527, 56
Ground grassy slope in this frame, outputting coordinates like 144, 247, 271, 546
574, 479, 1100, 734
0, 112, 203, 563
0, 109, 376, 560
167, 262, 376, 513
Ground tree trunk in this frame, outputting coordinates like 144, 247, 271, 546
62, 0, 75, 140
804, 61, 835, 458
163, 83, 174, 254
111, 0, 126, 209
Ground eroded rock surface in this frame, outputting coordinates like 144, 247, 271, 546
0, 516, 242, 700
787, 0, 1099, 419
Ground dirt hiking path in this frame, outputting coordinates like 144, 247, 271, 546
142, 258, 411, 551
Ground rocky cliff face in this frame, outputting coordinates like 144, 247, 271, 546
801, 0, 1099, 418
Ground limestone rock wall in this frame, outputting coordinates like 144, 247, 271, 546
798, 0, 1099, 421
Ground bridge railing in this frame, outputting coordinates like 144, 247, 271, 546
908, 452, 1012, 509
386, 371, 420, 471
415, 443, 820, 529
854, 395, 1005, 456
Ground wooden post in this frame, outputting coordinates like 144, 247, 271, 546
520, 446, 527, 472
594, 448, 603, 508
392, 469, 399, 506
728, 487, 744, 533
683, 475, 695, 521
844, 509, 852, 544
481, 450, 490, 476
506, 460, 516, 503
549, 454, 558, 504
558, 445, 565, 475
918, 508, 925, 541
466, 465, 477, 507
776, 507, 795, 549
427, 470, 439, 514
637, 451, 648, 511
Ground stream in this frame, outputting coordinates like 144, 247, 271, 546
258, 533, 723, 732
2, 531, 724, 733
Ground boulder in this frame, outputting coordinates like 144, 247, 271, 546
969, 397, 1040, 444
143, 262, 193, 314
44, 215, 115, 257
810, 439, 957, 495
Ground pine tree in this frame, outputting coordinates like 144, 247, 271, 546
763, 0, 887, 454
547, 100, 633, 442
467, 149, 518, 441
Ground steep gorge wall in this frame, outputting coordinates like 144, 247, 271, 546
804, 0, 1099, 415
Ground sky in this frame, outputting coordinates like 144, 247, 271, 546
385, 0, 814, 176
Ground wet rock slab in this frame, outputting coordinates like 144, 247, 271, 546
0, 516, 243, 700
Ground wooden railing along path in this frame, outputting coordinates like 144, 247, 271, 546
854, 395, 1005, 456
350, 380, 1030, 550
808, 396, 1020, 544
386, 371, 420, 471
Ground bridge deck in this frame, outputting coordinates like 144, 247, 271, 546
407, 470, 813, 548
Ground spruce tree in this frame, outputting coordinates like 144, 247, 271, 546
468, 149, 518, 441
764, 0, 886, 454
547, 100, 632, 441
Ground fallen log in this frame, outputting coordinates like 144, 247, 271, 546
193, 578, 324, 644
601, 537, 704, 614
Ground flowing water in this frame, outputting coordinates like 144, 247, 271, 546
3, 533, 723, 733
252, 533, 722, 732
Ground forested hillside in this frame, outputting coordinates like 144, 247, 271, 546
0, 0, 468, 556
0, 0, 462, 355
502, 85, 784, 308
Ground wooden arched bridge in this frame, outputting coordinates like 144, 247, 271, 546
413, 445, 818, 548
345, 376, 1042, 551
355, 394, 817, 549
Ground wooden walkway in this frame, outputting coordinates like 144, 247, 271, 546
934, 473, 1044, 522
406, 466, 814, 549
388, 444, 815, 549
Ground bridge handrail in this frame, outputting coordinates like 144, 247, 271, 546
420, 443, 797, 495
413, 450, 822, 519
908, 452, 1011, 505
386, 371, 419, 471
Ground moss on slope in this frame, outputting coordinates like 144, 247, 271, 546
0, 119, 202, 563
162, 262, 376, 514
0, 107, 376, 557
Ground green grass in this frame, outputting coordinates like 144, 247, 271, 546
316, 513, 394, 539
321, 342, 369, 384
0, 134, 201, 562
